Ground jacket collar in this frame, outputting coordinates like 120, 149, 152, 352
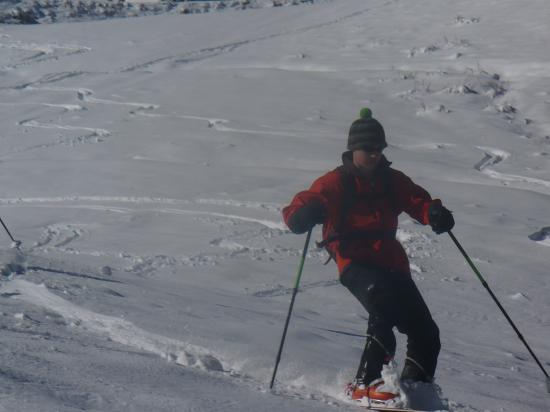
341, 151, 391, 178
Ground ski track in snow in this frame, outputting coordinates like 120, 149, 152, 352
0, 195, 292, 275
0, 196, 285, 230
3, 83, 119, 157
0, 39, 92, 71
75, 88, 159, 109
21, 85, 159, 110
0, 101, 84, 112
118, 1, 394, 73
480, 168, 550, 189
7, 85, 158, 152
1, 279, 225, 372
12, 79, 304, 150
195, 198, 280, 212
18, 119, 111, 138
0, 195, 192, 206
5, 71, 92, 91
212, 120, 305, 137
134, 110, 227, 126
472, 146, 550, 190
8, 81, 281, 155
120, 42, 245, 72
0, 135, 103, 158
135, 111, 315, 138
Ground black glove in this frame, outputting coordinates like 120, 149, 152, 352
428, 203, 454, 234
287, 200, 326, 234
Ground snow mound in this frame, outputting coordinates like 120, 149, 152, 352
2, 279, 225, 372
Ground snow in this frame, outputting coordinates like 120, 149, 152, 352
1, 0, 550, 411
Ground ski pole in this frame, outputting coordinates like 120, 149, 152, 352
448, 230, 550, 392
269, 228, 313, 390
0, 216, 21, 248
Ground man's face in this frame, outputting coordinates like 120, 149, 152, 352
352, 148, 383, 175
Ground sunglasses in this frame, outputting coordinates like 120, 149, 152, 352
359, 146, 384, 153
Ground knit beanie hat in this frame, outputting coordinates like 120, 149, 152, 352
347, 108, 387, 151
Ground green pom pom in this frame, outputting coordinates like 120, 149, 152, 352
359, 107, 372, 119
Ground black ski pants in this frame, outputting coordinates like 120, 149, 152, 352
341, 264, 440, 385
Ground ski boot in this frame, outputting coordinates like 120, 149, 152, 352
346, 378, 399, 406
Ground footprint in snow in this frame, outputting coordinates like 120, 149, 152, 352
509, 292, 530, 302
453, 15, 481, 26
416, 104, 451, 116
407, 38, 470, 59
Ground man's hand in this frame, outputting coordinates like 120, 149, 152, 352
287, 200, 326, 234
429, 203, 455, 234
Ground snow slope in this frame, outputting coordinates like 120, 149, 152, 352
1, 0, 550, 411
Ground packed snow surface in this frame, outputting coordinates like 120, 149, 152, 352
1, 0, 550, 411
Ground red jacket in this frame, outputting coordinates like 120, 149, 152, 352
283, 152, 440, 275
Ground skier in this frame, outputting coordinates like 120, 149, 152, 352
282, 109, 454, 404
